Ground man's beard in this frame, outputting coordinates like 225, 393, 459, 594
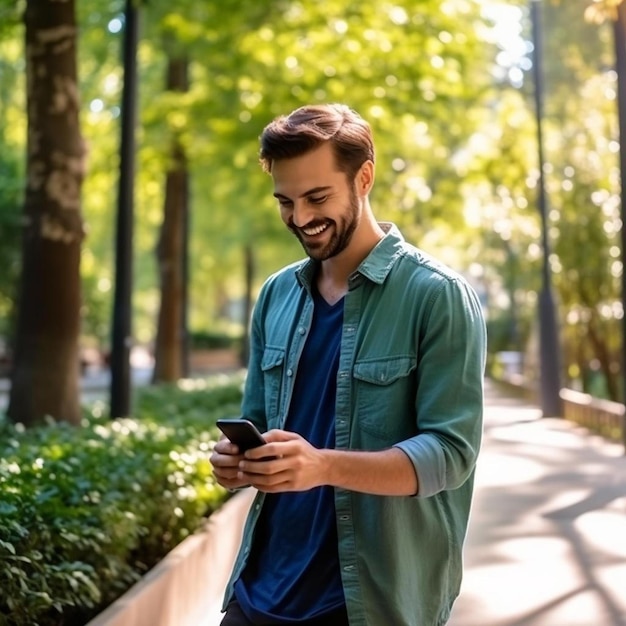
290, 187, 360, 261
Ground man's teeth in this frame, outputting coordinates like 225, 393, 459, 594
303, 223, 328, 236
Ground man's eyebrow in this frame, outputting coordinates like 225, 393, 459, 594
273, 186, 333, 200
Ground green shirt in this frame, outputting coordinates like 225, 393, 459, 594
223, 223, 487, 626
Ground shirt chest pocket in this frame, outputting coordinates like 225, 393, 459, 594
261, 346, 285, 424
353, 356, 417, 444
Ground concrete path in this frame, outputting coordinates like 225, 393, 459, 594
449, 380, 626, 626
0, 348, 154, 412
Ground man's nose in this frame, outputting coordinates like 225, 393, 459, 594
291, 200, 315, 228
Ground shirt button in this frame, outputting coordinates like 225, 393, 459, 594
287, 368, 293, 377
340, 514, 350, 521
298, 327, 306, 335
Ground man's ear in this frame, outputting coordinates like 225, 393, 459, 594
355, 160, 375, 196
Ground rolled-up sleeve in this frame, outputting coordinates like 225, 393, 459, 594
394, 276, 486, 498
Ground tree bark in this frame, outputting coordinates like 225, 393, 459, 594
8, 0, 84, 426
240, 243, 255, 367
152, 56, 189, 383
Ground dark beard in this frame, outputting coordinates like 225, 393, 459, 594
291, 188, 360, 261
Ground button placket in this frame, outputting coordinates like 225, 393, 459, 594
282, 298, 313, 417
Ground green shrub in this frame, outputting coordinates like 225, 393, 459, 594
189, 329, 243, 351
0, 373, 244, 626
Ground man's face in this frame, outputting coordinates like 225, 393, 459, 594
271, 143, 361, 261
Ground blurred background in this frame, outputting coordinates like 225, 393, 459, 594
2, 2, 626, 625
0, 0, 624, 419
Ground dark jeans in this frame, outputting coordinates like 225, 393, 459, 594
220, 600, 349, 626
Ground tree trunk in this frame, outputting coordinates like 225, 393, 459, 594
7, 0, 84, 426
240, 243, 255, 367
586, 317, 619, 402
152, 56, 189, 383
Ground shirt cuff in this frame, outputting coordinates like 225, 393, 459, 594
394, 434, 446, 498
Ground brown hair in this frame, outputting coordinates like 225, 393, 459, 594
259, 103, 375, 179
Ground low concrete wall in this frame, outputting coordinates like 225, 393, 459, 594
491, 376, 625, 452
87, 488, 255, 626
560, 387, 626, 452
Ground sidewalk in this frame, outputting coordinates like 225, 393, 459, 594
0, 347, 154, 412
0, 367, 152, 412
449, 379, 626, 626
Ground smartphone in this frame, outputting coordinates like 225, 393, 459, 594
216, 418, 267, 452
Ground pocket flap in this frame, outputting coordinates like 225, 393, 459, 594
353, 356, 416, 385
261, 347, 285, 371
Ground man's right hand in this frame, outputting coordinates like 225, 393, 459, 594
210, 437, 249, 490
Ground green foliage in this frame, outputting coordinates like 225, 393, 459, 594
0, 0, 501, 349
0, 373, 243, 626
538, 1, 621, 398
0, 36, 25, 340
0, 148, 21, 336
189, 329, 243, 351
74, 0, 498, 345
452, 1, 623, 399
1, 0, 623, 401
0, 0, 23, 40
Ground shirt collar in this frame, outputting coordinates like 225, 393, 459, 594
295, 222, 406, 290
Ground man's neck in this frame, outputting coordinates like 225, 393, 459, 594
316, 218, 385, 305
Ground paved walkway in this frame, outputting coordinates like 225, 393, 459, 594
0, 350, 154, 412
449, 380, 626, 626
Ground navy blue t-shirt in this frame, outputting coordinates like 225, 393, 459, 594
235, 288, 345, 623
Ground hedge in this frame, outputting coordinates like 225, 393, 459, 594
0, 373, 243, 626
189, 330, 242, 351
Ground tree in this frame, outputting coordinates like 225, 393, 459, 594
152, 52, 189, 382
466, 0, 623, 399
168, 0, 495, 346
541, 0, 621, 398
0, 0, 522, 400
147, 1, 289, 380
7, 0, 84, 425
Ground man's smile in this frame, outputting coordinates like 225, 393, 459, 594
301, 222, 331, 237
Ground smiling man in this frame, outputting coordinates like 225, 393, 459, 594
210, 104, 487, 626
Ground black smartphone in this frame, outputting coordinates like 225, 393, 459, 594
216, 418, 267, 452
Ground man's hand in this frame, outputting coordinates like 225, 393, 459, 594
212, 429, 419, 496
210, 437, 255, 490
237, 430, 326, 493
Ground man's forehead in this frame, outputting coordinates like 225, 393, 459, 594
272, 144, 335, 172
271, 149, 344, 196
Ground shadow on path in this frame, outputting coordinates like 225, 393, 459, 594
449, 379, 626, 626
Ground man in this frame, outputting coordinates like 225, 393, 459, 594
210, 103, 486, 626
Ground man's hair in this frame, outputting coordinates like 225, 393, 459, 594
259, 103, 375, 179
